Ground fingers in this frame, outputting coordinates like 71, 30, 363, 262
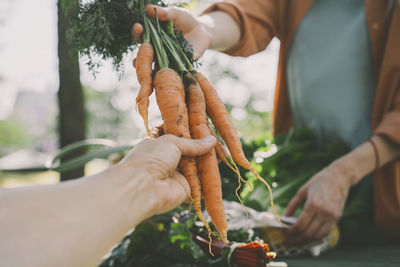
285, 187, 307, 216
154, 171, 191, 214
298, 214, 323, 242
131, 23, 143, 43
146, 4, 197, 35
146, 5, 172, 21
170, 170, 191, 202
287, 204, 315, 236
315, 221, 333, 241
160, 134, 217, 157
287, 215, 333, 245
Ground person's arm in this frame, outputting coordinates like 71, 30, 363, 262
196, 11, 240, 53
132, 0, 280, 59
0, 135, 216, 267
131, 5, 240, 59
285, 135, 400, 242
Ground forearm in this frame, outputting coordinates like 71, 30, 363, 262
0, 165, 154, 267
331, 135, 400, 187
198, 11, 240, 52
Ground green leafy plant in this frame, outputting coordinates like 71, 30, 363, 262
67, 0, 194, 74
99, 209, 255, 267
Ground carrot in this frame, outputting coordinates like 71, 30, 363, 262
150, 124, 164, 139
135, 43, 154, 139
185, 73, 228, 243
206, 124, 253, 236
207, 124, 247, 184
153, 68, 212, 237
215, 139, 228, 163
194, 72, 285, 227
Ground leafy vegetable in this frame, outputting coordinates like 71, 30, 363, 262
99, 209, 254, 267
99, 128, 373, 265
66, 0, 194, 73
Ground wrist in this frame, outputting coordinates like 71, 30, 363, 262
198, 11, 240, 52
328, 156, 359, 188
96, 164, 158, 226
197, 15, 215, 50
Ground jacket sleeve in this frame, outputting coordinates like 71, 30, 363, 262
374, 77, 400, 145
201, 0, 280, 57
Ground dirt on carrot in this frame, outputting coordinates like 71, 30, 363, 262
185, 73, 228, 243
154, 68, 212, 239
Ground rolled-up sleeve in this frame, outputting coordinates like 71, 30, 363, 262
375, 75, 400, 145
201, 0, 280, 57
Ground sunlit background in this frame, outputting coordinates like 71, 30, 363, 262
0, 0, 279, 187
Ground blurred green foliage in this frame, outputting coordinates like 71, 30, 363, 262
225, 101, 271, 142
0, 119, 31, 157
84, 87, 123, 139
83, 86, 142, 141
240, 127, 350, 215
99, 208, 257, 267
100, 127, 351, 266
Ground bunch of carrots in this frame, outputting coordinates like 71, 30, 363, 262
133, 1, 283, 244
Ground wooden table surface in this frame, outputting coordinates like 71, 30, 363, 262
281, 244, 400, 267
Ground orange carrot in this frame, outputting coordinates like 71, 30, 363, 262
153, 68, 211, 235
195, 72, 285, 227
207, 124, 252, 232
150, 124, 164, 139
215, 139, 228, 163
135, 43, 154, 138
207, 124, 247, 184
185, 74, 228, 243
194, 72, 249, 168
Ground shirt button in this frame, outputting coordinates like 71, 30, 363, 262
372, 22, 380, 30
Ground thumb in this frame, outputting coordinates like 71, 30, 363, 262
146, 5, 171, 21
131, 23, 143, 44
165, 135, 217, 157
285, 187, 307, 216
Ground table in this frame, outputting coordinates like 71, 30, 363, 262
282, 245, 400, 267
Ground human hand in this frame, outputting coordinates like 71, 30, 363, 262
118, 134, 216, 216
284, 164, 352, 244
131, 5, 212, 59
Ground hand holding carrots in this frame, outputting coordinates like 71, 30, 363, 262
131, 3, 282, 243
119, 134, 217, 216
131, 5, 211, 59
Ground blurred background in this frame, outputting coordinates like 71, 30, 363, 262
0, 0, 279, 187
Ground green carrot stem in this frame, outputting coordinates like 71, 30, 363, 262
146, 16, 168, 69
167, 19, 175, 36
140, 0, 150, 43
143, 17, 150, 43
161, 33, 187, 73
171, 38, 194, 72
161, 25, 194, 72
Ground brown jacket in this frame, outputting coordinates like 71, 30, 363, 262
204, 0, 400, 236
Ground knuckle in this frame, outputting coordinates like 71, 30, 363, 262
166, 7, 177, 19
294, 222, 305, 233
161, 134, 176, 142
331, 210, 341, 220
168, 6, 176, 15
303, 232, 313, 240
298, 186, 307, 195
307, 202, 318, 210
